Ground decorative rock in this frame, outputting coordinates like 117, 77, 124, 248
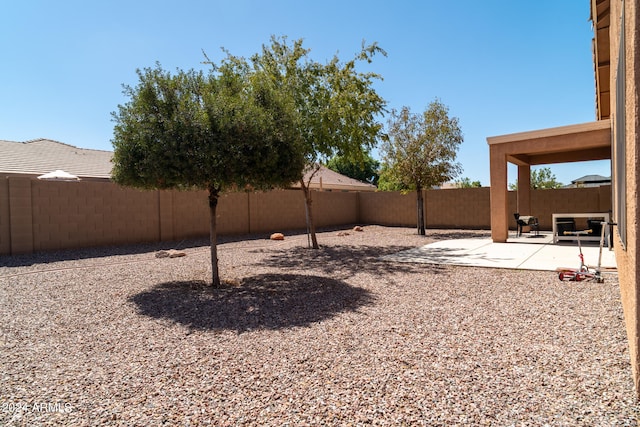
155, 249, 186, 258
353, 226, 364, 232
270, 233, 285, 241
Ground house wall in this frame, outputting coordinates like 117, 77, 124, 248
610, 0, 640, 394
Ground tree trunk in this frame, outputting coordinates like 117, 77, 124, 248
416, 187, 425, 235
208, 186, 221, 287
301, 179, 319, 249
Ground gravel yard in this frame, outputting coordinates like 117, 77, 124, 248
1, 225, 638, 426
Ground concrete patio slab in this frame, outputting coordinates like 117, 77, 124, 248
384, 233, 617, 272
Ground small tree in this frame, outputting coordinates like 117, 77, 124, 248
111, 60, 304, 287
509, 167, 563, 190
326, 152, 380, 185
252, 36, 387, 248
381, 101, 463, 235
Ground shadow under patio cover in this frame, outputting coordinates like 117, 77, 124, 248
487, 120, 611, 243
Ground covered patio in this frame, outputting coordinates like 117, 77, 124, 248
487, 120, 612, 243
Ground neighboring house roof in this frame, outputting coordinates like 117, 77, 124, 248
564, 174, 611, 188
571, 174, 611, 184
0, 139, 112, 179
296, 165, 377, 192
0, 138, 375, 191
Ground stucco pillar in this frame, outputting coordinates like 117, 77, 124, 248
517, 164, 531, 215
489, 146, 509, 242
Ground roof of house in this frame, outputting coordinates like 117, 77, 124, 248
563, 174, 612, 188
0, 138, 376, 191
297, 165, 377, 192
571, 174, 611, 184
0, 139, 113, 179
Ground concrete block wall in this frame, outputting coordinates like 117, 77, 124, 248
169, 189, 210, 239
8, 178, 34, 254
217, 192, 251, 235
358, 191, 417, 226
0, 177, 614, 255
313, 191, 358, 228
426, 187, 491, 229
249, 190, 307, 233
30, 180, 160, 252
0, 178, 12, 255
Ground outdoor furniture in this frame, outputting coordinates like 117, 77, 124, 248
552, 212, 610, 248
514, 213, 540, 237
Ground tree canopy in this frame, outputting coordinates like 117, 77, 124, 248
509, 167, 563, 190
326, 152, 380, 185
456, 177, 482, 188
111, 59, 305, 286
251, 36, 387, 248
381, 100, 463, 234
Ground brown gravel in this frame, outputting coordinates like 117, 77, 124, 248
1, 226, 638, 426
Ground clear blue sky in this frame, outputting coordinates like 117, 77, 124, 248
0, 0, 609, 187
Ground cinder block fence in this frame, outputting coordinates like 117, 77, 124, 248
0, 177, 611, 255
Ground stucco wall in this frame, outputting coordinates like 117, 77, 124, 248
609, 0, 640, 394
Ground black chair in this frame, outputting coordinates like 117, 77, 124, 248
556, 218, 576, 236
515, 213, 540, 237
587, 219, 603, 237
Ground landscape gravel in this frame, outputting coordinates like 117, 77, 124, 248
0, 225, 638, 426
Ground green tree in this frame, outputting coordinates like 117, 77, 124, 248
456, 177, 482, 188
326, 152, 380, 185
381, 101, 463, 235
111, 60, 304, 287
508, 167, 563, 190
377, 162, 409, 191
252, 36, 387, 248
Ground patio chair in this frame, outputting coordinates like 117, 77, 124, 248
514, 213, 540, 237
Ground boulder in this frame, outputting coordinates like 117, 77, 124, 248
155, 249, 186, 258
353, 226, 364, 232
270, 232, 285, 241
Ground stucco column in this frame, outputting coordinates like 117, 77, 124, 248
517, 164, 531, 215
489, 146, 509, 242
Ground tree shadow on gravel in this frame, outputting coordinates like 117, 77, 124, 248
129, 274, 375, 333
255, 245, 448, 279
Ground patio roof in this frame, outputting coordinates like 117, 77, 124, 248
487, 120, 612, 243
591, 0, 611, 120
487, 120, 611, 166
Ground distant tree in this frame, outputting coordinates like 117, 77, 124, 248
509, 167, 563, 190
456, 177, 482, 188
111, 60, 304, 287
326, 152, 380, 185
381, 101, 463, 235
252, 36, 387, 248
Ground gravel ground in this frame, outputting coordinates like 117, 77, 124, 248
1, 225, 638, 426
